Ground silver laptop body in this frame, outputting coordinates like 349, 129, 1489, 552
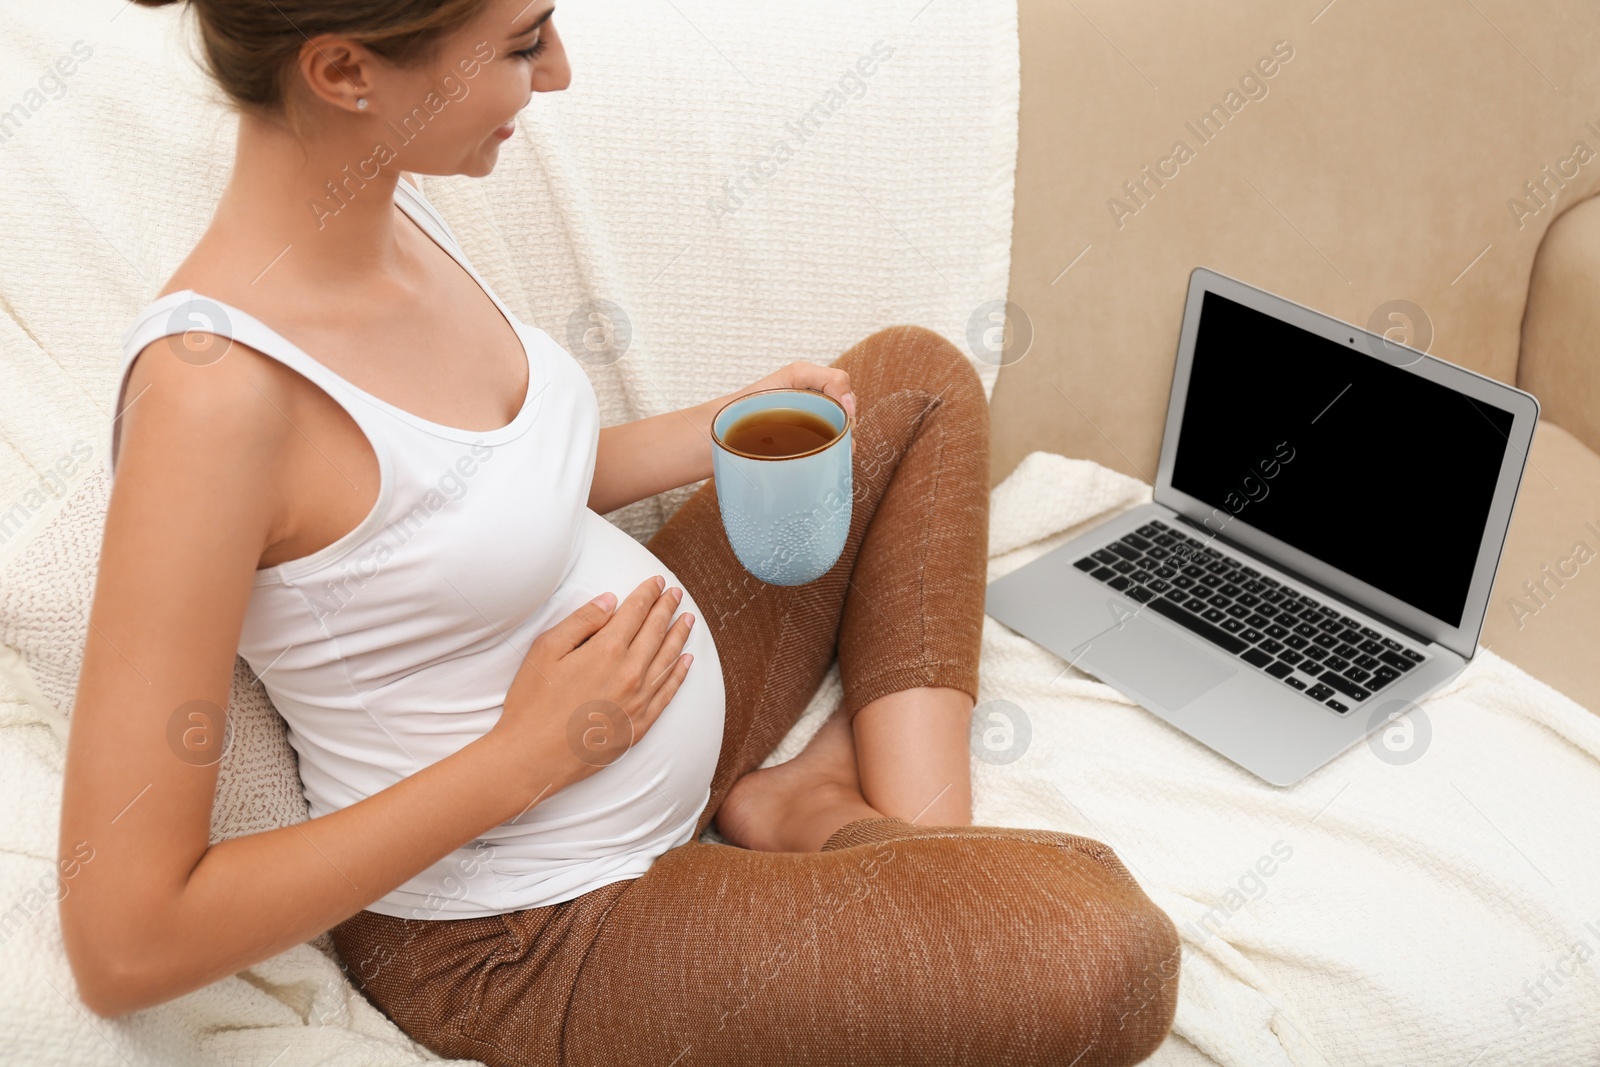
984, 268, 1540, 785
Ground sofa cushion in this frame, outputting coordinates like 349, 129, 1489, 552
1481, 420, 1600, 713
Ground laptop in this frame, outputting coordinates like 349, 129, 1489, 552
984, 267, 1540, 786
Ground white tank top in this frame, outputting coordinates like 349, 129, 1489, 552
109, 179, 726, 919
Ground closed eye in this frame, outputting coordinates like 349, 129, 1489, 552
511, 37, 549, 61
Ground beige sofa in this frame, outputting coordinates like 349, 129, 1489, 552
994, 0, 1600, 713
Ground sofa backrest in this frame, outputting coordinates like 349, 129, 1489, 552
994, 0, 1600, 484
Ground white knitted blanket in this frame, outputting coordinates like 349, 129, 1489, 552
4, 453, 1599, 1065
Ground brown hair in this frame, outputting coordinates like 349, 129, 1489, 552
128, 0, 491, 124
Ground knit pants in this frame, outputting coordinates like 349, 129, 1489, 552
330, 326, 1180, 1066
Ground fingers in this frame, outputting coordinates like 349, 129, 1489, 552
643, 650, 693, 722
787, 362, 854, 420
543, 591, 617, 657
643, 609, 695, 684
628, 582, 684, 663
600, 575, 666, 647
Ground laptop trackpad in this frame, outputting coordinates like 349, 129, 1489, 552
1072, 614, 1237, 711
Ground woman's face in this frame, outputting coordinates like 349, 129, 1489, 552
331, 0, 570, 178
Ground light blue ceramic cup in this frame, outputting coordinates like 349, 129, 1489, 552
710, 388, 853, 586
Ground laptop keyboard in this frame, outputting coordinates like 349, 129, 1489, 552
1073, 519, 1427, 715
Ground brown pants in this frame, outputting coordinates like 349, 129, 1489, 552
331, 327, 1180, 1066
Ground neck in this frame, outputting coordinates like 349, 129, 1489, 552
214, 110, 411, 290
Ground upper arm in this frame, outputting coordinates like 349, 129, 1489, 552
60, 339, 291, 959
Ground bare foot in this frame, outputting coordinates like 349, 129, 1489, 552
715, 705, 883, 853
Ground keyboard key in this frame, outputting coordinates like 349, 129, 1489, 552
1131, 569, 1154, 584
1313, 633, 1339, 649
1317, 618, 1343, 634
1134, 524, 1160, 540
1245, 613, 1270, 629
1203, 608, 1227, 624
1279, 648, 1303, 665
1241, 648, 1275, 669
1148, 579, 1171, 593
1401, 648, 1425, 663
1154, 565, 1177, 579
1284, 634, 1309, 650
1284, 676, 1307, 690
1355, 654, 1381, 671
1307, 683, 1335, 701
1340, 614, 1361, 628
1074, 557, 1097, 572
1325, 698, 1349, 714
1153, 533, 1176, 547
1324, 655, 1351, 672
1109, 542, 1142, 562
1334, 643, 1360, 660
1220, 583, 1243, 598
1259, 639, 1284, 656
1262, 576, 1281, 589
1241, 628, 1265, 644
1264, 660, 1293, 678
1144, 593, 1249, 654
1147, 546, 1171, 561
1371, 666, 1400, 686
1379, 650, 1416, 672
1381, 636, 1402, 651
1304, 645, 1328, 661
1127, 586, 1154, 603
1113, 560, 1135, 575
1123, 533, 1153, 551
1092, 567, 1117, 582
1207, 594, 1230, 609
1185, 597, 1208, 613
1221, 618, 1245, 633
1092, 549, 1118, 565
1346, 667, 1371, 684
1321, 673, 1371, 702
1257, 604, 1281, 619
1226, 605, 1251, 619
1266, 624, 1291, 640
1241, 565, 1262, 579
1107, 575, 1131, 591
1359, 626, 1381, 640
1236, 593, 1261, 608
1340, 628, 1364, 645
1359, 639, 1385, 656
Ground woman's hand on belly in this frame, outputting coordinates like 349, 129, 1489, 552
497, 574, 697, 804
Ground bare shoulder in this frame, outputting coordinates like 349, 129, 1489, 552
116, 334, 300, 535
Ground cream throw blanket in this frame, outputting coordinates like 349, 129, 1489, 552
5, 1, 1598, 1063
4, 454, 1599, 1064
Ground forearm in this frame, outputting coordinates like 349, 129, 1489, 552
588, 394, 728, 514
69, 730, 541, 1017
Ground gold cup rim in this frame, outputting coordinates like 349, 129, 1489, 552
710, 387, 852, 462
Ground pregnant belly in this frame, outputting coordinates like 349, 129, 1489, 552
486, 508, 727, 847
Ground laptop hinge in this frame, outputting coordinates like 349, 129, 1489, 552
1169, 513, 1435, 648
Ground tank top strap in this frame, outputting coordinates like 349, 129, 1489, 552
111, 290, 394, 477
394, 178, 465, 257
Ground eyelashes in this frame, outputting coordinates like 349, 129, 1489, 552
511, 37, 549, 61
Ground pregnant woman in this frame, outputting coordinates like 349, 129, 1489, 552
61, 0, 1179, 1063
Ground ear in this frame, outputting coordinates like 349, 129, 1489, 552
295, 33, 375, 115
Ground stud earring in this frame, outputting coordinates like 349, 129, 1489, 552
356, 97, 368, 110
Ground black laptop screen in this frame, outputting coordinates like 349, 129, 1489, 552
1169, 290, 1514, 627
